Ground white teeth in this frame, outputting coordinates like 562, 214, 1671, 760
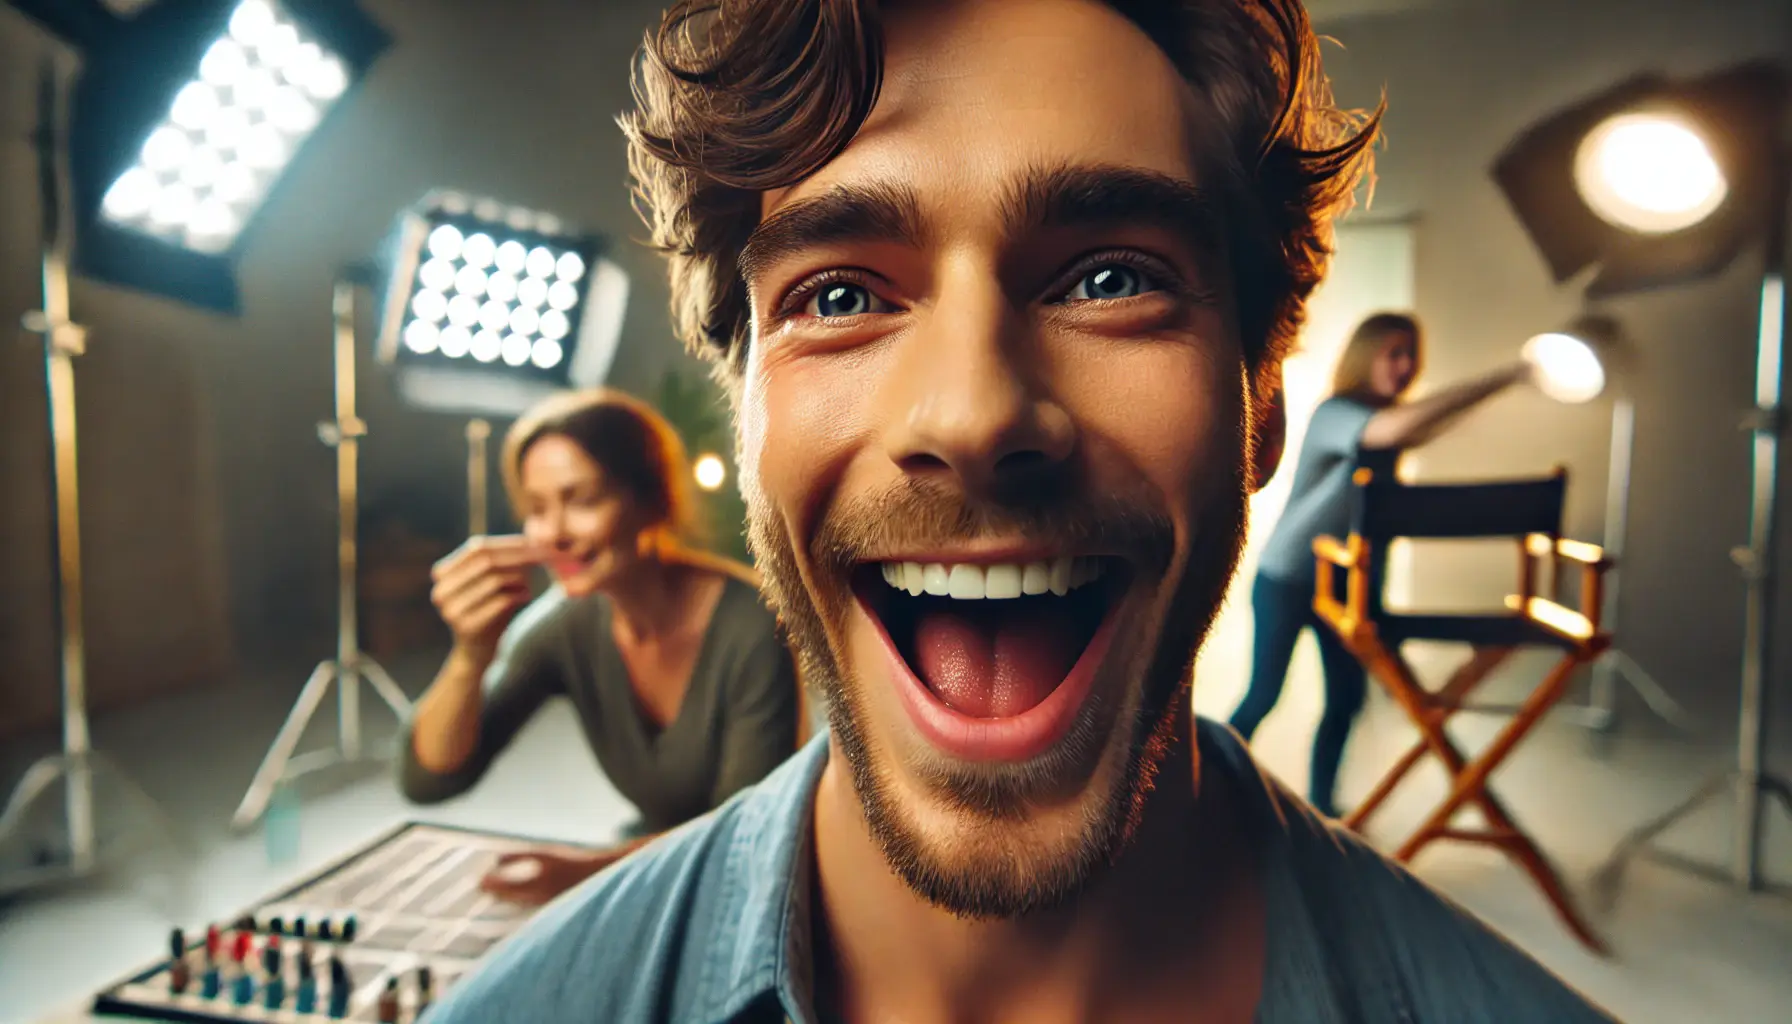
879, 556, 1104, 600
984, 564, 1022, 599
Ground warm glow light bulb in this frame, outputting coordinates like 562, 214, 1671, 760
1574, 112, 1727, 234
1522, 332, 1606, 404
693, 453, 727, 492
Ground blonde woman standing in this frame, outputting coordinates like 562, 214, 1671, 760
1228, 313, 1537, 817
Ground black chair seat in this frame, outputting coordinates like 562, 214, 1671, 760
1371, 613, 1578, 650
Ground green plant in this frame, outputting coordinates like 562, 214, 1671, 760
652, 368, 751, 563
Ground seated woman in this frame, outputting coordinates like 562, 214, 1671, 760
400, 388, 805, 905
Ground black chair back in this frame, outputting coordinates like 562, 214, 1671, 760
1351, 468, 1566, 542
1346, 466, 1566, 621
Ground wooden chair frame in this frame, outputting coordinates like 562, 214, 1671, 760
1312, 471, 1615, 955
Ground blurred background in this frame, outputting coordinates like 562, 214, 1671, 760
1, 0, 1789, 1021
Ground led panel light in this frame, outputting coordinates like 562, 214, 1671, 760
49, 0, 389, 313
374, 190, 629, 416
97, 1, 349, 255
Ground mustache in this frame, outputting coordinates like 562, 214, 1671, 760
808, 475, 1177, 578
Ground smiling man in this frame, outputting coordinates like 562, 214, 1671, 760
424, 1, 1616, 1021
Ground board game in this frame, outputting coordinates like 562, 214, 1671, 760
90, 822, 564, 1023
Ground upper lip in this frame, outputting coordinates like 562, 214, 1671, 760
862, 545, 1120, 566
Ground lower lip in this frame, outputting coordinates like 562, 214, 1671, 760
860, 582, 1123, 764
550, 559, 591, 580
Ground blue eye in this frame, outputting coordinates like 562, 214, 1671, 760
1068, 264, 1153, 301
810, 283, 876, 318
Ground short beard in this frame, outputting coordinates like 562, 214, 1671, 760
746, 467, 1249, 920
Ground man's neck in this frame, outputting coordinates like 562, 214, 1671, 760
809, 718, 1267, 1024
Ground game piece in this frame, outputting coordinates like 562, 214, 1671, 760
168, 927, 185, 961
416, 964, 434, 1012
232, 968, 255, 1005
328, 955, 352, 1018
263, 934, 282, 975
318, 917, 335, 941
200, 965, 221, 1000
204, 924, 221, 961
296, 955, 318, 1014
168, 959, 190, 995
234, 913, 257, 932
270, 915, 286, 935
376, 976, 399, 1023
231, 929, 253, 964
341, 913, 359, 942
294, 914, 309, 938
265, 973, 286, 1010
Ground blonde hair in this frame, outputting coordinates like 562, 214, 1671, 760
1329, 312, 1423, 407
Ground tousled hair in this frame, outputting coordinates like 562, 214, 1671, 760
501, 388, 699, 544
618, 0, 1381, 405
1329, 311, 1422, 407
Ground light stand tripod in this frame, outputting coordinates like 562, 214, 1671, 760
466, 418, 491, 536
0, 53, 181, 897
1561, 395, 1696, 737
1593, 164, 1792, 903
232, 276, 412, 830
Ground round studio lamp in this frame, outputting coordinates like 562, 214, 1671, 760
1522, 331, 1607, 404
1572, 110, 1729, 235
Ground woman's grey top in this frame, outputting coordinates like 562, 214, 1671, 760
1257, 396, 1397, 584
399, 574, 801, 834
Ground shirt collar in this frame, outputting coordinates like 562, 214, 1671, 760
689, 720, 1317, 1024
694, 733, 831, 1024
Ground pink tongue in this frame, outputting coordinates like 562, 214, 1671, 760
912, 601, 1084, 718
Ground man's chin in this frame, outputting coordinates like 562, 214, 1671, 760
830, 593, 1180, 920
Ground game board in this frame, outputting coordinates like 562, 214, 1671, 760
90, 822, 562, 1023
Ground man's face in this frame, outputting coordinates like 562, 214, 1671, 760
735, 0, 1278, 918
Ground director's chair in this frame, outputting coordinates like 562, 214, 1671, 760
1312, 466, 1614, 954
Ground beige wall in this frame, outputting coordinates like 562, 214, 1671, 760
1320, 0, 1792, 723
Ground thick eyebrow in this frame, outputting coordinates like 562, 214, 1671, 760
999, 163, 1221, 251
738, 181, 926, 284
737, 163, 1219, 286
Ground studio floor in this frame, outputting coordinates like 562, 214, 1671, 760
2, 638, 1790, 1023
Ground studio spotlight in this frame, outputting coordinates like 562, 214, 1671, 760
1, 0, 387, 890
372, 191, 630, 538
693, 453, 727, 492
10, 0, 389, 311
1496, 60, 1792, 898
375, 190, 629, 420
1521, 330, 1606, 404
1573, 111, 1729, 235
1522, 316, 1694, 741
1494, 61, 1785, 296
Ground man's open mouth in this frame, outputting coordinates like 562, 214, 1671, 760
854, 555, 1129, 726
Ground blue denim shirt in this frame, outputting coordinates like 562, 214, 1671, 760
425, 719, 1615, 1023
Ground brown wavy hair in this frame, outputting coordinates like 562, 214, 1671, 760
500, 388, 700, 546
619, 0, 1381, 403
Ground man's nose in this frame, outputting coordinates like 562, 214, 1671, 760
880, 276, 1076, 498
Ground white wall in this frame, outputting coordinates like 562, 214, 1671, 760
1198, 221, 1417, 720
